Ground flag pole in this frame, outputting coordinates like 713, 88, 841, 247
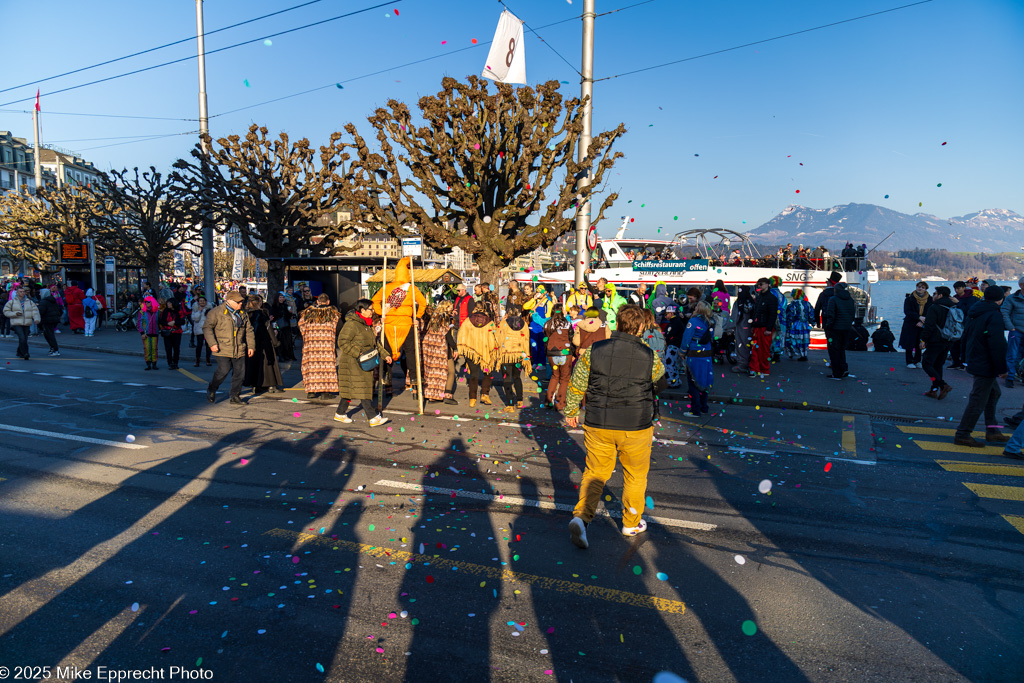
409, 256, 424, 415
32, 92, 42, 191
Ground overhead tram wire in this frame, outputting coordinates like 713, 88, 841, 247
0, 0, 332, 95
497, 0, 583, 77
0, 107, 197, 122
593, 0, 935, 82
0, 0, 405, 108
207, 8, 622, 119
77, 130, 200, 152
0, 1, 643, 124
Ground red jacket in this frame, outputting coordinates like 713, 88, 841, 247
454, 294, 475, 328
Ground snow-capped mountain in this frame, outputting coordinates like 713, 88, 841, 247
747, 204, 1024, 253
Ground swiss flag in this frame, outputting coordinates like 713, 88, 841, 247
35, 90, 40, 112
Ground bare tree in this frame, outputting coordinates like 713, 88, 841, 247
90, 167, 197, 289
171, 125, 361, 294
0, 185, 104, 268
340, 76, 626, 284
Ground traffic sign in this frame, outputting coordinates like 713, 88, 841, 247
402, 237, 423, 257
586, 225, 597, 251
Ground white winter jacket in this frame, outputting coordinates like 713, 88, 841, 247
3, 296, 40, 326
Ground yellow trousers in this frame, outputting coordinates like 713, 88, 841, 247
573, 425, 654, 528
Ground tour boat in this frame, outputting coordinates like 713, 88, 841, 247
513, 223, 880, 350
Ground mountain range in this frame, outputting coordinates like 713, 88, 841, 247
746, 203, 1024, 253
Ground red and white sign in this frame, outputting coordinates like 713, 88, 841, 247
586, 225, 598, 251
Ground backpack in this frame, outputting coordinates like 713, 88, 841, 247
940, 306, 964, 341
84, 303, 95, 319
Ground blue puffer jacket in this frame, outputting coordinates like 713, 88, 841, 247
1001, 289, 1024, 332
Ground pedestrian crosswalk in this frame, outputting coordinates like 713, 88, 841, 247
897, 425, 1024, 536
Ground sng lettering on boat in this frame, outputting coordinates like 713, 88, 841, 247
784, 272, 812, 281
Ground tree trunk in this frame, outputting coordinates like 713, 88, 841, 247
145, 263, 161, 292
266, 259, 286, 301
476, 255, 504, 290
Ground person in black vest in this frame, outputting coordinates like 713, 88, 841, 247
825, 282, 856, 379
564, 305, 667, 549
920, 286, 958, 400
953, 286, 1010, 447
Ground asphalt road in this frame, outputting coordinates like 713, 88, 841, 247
0, 345, 1021, 682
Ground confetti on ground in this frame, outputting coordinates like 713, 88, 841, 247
758, 479, 772, 494
741, 620, 758, 636
125, 435, 135, 443
824, 462, 832, 472
734, 555, 746, 565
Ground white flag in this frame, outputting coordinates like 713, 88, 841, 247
482, 10, 526, 85
173, 250, 186, 277
191, 250, 202, 280
231, 248, 244, 280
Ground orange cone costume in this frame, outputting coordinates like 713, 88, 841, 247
372, 257, 427, 354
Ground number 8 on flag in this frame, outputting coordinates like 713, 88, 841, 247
482, 10, 526, 85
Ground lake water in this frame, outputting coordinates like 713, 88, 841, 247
871, 280, 1019, 323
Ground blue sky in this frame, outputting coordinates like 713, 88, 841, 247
2, 0, 1022, 239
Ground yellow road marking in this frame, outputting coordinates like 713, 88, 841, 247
265, 528, 685, 614
897, 426, 985, 438
962, 482, 1024, 502
908, 440, 1006, 456
1002, 515, 1024, 535
176, 368, 205, 384
842, 415, 856, 455
936, 460, 1024, 477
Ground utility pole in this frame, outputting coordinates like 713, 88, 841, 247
573, 0, 595, 287
195, 0, 216, 301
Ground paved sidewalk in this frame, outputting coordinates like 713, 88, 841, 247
4, 328, 1011, 422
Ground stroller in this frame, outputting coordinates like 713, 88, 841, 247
111, 301, 139, 332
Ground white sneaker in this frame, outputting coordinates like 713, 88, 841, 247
333, 413, 353, 424
369, 414, 389, 427
907, 363, 916, 369
622, 519, 648, 536
569, 517, 589, 549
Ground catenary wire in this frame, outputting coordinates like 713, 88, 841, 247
594, 0, 935, 82
0, 0, 331, 95
0, 0, 404, 108
0, 107, 198, 122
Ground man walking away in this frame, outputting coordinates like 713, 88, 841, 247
954, 286, 1010, 447
920, 286, 960, 400
1000, 277, 1024, 388
38, 289, 62, 356
564, 305, 666, 549
824, 282, 856, 379
204, 291, 255, 405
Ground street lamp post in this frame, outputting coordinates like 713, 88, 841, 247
195, 0, 216, 301
573, 0, 595, 288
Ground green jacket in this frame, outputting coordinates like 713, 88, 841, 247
203, 303, 255, 358
336, 310, 387, 400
